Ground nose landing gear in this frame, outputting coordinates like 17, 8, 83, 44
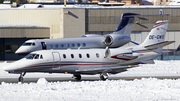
18, 72, 26, 82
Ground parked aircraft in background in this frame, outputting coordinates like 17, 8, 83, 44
169, 0, 180, 5
4, 20, 174, 82
15, 13, 138, 55
15, 13, 168, 56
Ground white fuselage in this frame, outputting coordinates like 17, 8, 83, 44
4, 46, 160, 75
15, 35, 131, 55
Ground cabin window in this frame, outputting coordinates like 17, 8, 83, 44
61, 44, 64, 47
66, 44, 69, 47
96, 53, 99, 58
50, 45, 53, 48
34, 54, 39, 59
71, 54, 74, 58
55, 44, 58, 48
72, 44, 75, 47
83, 43, 86, 47
77, 43, 80, 47
25, 54, 36, 59
40, 55, 43, 59
63, 54, 66, 59
79, 54, 82, 58
86, 54, 90, 58
32, 43, 35, 46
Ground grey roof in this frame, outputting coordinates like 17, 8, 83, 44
0, 23, 48, 28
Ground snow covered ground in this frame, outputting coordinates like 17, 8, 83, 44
1, 60, 180, 101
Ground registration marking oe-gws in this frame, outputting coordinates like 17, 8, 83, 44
149, 35, 164, 40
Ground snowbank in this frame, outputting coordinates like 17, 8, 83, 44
1, 78, 180, 101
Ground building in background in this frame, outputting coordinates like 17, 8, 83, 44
0, 5, 180, 60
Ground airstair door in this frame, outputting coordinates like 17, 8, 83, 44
52, 52, 60, 69
41, 42, 47, 50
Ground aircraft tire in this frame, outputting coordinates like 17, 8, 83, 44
99, 74, 108, 81
73, 74, 81, 81
18, 76, 23, 82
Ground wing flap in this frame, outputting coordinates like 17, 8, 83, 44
144, 41, 175, 49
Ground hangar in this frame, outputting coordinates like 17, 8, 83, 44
0, 23, 49, 60
0, 5, 180, 60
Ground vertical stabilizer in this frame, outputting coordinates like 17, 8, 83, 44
140, 20, 169, 47
113, 13, 139, 36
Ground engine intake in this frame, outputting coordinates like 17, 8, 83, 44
104, 35, 113, 46
103, 34, 131, 47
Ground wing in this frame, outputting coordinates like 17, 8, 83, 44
75, 65, 138, 74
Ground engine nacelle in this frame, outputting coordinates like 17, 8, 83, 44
105, 48, 138, 62
104, 34, 131, 47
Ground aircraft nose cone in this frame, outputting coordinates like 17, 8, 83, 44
3, 62, 19, 72
3, 64, 13, 72
15, 47, 28, 55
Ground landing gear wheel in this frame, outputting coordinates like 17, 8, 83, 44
18, 76, 23, 82
100, 74, 108, 81
72, 74, 81, 81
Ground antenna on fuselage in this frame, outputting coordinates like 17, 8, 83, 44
78, 46, 81, 50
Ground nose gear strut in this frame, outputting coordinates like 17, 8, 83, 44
18, 72, 26, 82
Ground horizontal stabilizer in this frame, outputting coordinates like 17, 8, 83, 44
113, 14, 169, 17
125, 14, 169, 17
76, 65, 137, 73
139, 59, 154, 64
131, 41, 140, 45
144, 41, 175, 49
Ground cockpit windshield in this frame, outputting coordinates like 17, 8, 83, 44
25, 53, 43, 59
25, 54, 36, 59
22, 42, 35, 46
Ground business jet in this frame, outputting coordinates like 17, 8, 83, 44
15, 13, 168, 56
4, 20, 174, 82
15, 13, 136, 55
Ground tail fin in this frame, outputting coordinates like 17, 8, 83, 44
140, 20, 169, 47
113, 13, 139, 36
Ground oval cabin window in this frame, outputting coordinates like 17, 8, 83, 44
71, 54, 74, 58
63, 54, 66, 58
86, 54, 90, 58
83, 43, 86, 47
96, 53, 99, 58
79, 54, 82, 58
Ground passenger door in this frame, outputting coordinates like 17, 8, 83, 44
41, 42, 47, 50
52, 52, 60, 70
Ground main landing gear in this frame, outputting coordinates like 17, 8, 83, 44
72, 74, 81, 81
72, 74, 108, 81
99, 73, 108, 81
18, 72, 26, 82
